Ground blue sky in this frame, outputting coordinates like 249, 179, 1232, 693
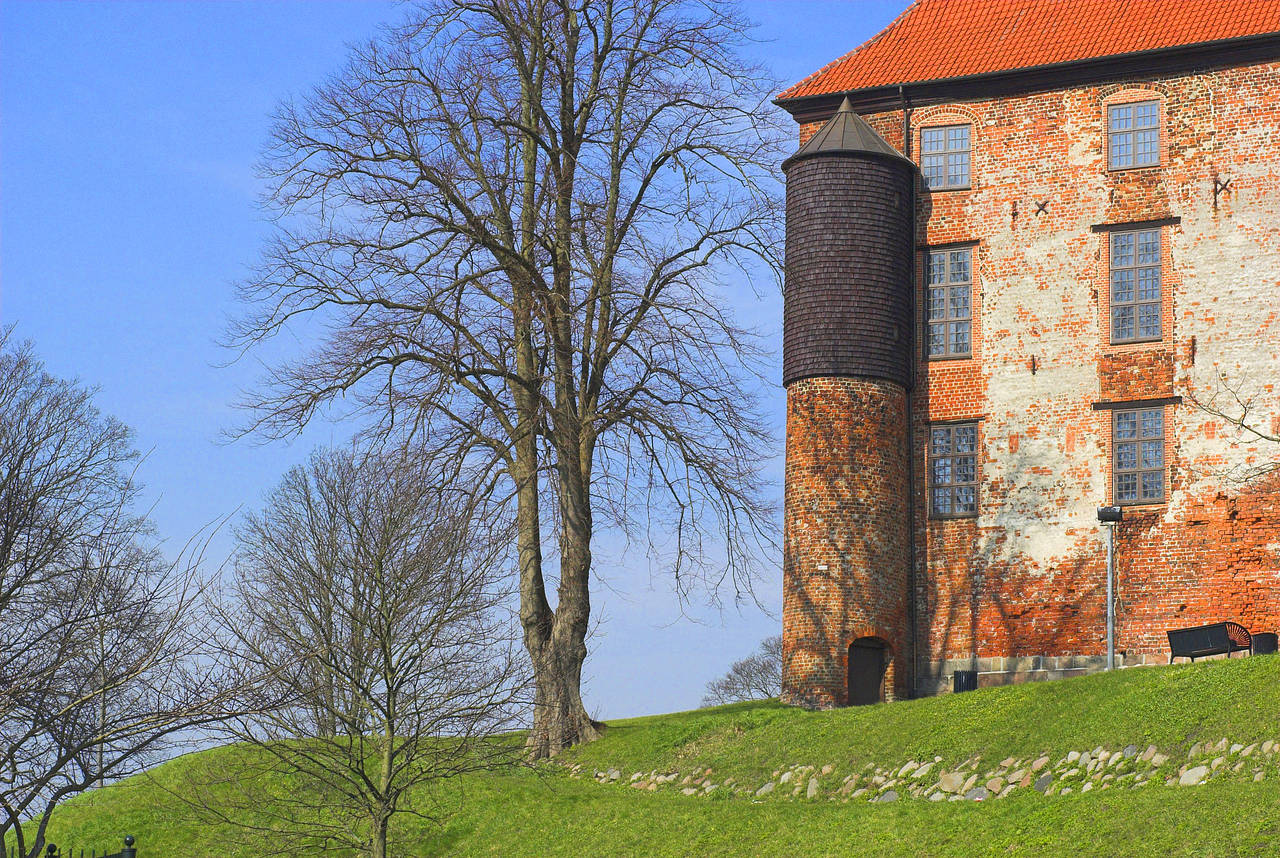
1, 0, 908, 718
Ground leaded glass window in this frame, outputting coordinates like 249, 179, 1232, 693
1114, 407, 1164, 504
1110, 229, 1161, 343
921, 124, 971, 189
926, 247, 972, 358
930, 423, 978, 517
1108, 101, 1159, 169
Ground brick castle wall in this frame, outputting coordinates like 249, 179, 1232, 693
786, 58, 1280, 699
782, 378, 911, 707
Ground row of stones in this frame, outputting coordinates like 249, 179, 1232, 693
568, 737, 1280, 803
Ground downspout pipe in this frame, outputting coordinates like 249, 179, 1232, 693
900, 84, 919, 697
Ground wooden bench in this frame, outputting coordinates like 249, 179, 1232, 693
1167, 622, 1252, 663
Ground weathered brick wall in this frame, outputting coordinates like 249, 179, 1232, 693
784, 58, 1280, 700
782, 377, 912, 707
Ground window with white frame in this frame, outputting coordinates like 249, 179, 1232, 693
1113, 407, 1164, 504
929, 423, 978, 517
920, 124, 971, 189
1110, 228, 1161, 343
926, 247, 973, 358
1108, 101, 1159, 169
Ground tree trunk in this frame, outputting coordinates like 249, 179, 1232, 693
526, 631, 598, 757
370, 814, 390, 858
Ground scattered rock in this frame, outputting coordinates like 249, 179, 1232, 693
1211, 756, 1225, 771
929, 791, 946, 802
779, 771, 794, 784
913, 762, 934, 780
755, 782, 775, 797
1188, 743, 1203, 758
899, 761, 918, 777
877, 790, 899, 803
821, 764, 834, 776
1067, 751, 1081, 764
1108, 751, 1123, 767
986, 777, 1004, 793
1229, 743, 1244, 755
1255, 772, 1266, 782
704, 784, 718, 794
1263, 740, 1275, 754
807, 777, 819, 799
1151, 753, 1169, 767
1032, 756, 1050, 772
681, 787, 698, 796
961, 774, 978, 793
938, 772, 965, 793
1081, 782, 1094, 792
1140, 745, 1157, 762
1000, 757, 1016, 768
1123, 744, 1139, 759
1180, 766, 1209, 786
1019, 773, 1033, 788
964, 787, 989, 801
1034, 773, 1053, 793
1242, 744, 1257, 757
998, 784, 1016, 798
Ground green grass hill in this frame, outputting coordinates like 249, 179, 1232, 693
45, 655, 1280, 857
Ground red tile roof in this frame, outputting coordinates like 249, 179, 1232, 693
778, 0, 1280, 101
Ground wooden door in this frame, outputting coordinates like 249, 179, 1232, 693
847, 638, 886, 706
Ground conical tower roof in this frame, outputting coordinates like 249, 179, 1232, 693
782, 96, 913, 171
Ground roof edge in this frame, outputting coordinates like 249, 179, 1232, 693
775, 30, 1280, 117
782, 146, 916, 173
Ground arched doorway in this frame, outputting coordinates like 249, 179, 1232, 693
847, 638, 888, 706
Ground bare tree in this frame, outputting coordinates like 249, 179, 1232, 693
0, 331, 220, 858
227, 0, 782, 756
201, 445, 526, 858
1187, 369, 1280, 487
701, 634, 781, 706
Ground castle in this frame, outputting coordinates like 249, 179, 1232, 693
777, 0, 1280, 707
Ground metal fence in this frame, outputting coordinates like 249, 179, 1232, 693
8, 835, 136, 858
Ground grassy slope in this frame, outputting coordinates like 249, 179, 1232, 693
47, 656, 1280, 858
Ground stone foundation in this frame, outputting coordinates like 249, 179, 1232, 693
917, 652, 1183, 696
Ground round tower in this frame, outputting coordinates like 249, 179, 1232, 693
781, 97, 915, 708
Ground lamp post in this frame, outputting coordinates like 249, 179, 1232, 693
1097, 506, 1123, 670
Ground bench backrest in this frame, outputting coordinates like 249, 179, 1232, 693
1167, 622, 1251, 656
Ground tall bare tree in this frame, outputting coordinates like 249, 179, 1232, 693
228, 0, 782, 756
0, 331, 220, 858
204, 445, 525, 858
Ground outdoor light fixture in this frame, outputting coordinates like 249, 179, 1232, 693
1097, 506, 1124, 669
